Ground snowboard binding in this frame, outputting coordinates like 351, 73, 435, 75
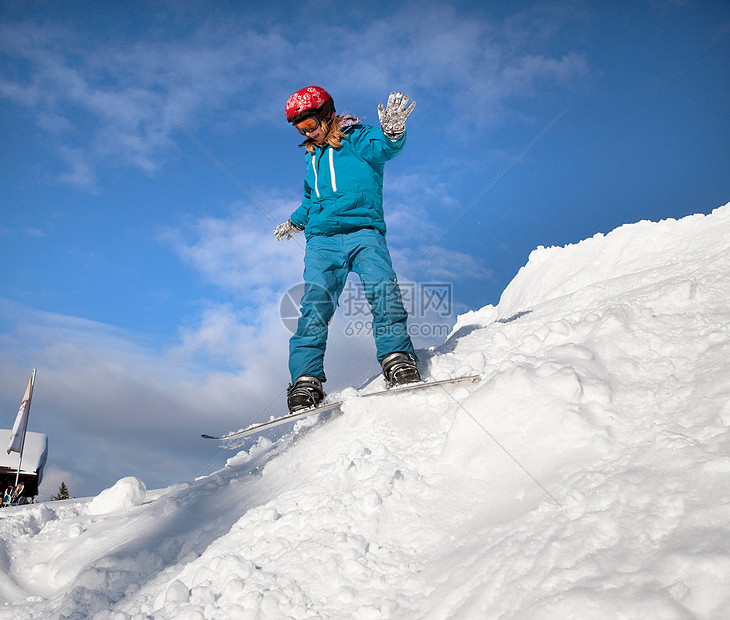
287, 376, 325, 413
381, 352, 421, 388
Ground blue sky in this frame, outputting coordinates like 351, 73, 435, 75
1, 0, 728, 497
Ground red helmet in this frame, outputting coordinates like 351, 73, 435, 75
285, 86, 335, 123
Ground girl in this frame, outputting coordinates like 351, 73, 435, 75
275, 86, 419, 412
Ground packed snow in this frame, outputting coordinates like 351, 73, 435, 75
1, 203, 729, 619
87, 477, 147, 516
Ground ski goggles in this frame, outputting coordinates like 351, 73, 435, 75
293, 115, 321, 135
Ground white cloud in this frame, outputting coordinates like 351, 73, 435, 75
171, 299, 290, 370
382, 170, 491, 283
323, 4, 589, 125
160, 198, 304, 294
398, 244, 493, 283
384, 171, 461, 244
0, 298, 294, 497
173, 303, 257, 366
0, 3, 589, 189
57, 146, 98, 189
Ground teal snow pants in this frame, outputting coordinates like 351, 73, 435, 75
289, 228, 415, 383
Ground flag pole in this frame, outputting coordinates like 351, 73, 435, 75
13, 369, 36, 487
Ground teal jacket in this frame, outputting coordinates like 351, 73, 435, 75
289, 124, 406, 239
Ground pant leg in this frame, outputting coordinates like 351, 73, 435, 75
288, 235, 349, 383
349, 229, 415, 362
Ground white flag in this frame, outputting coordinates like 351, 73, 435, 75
7, 370, 35, 455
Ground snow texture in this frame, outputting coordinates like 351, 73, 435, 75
87, 477, 147, 516
1, 203, 729, 619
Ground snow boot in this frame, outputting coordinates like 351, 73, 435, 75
287, 376, 325, 413
381, 352, 421, 388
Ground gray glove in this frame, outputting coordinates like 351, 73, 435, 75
273, 219, 303, 241
377, 91, 416, 139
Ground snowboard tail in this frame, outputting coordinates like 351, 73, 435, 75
202, 374, 480, 441
201, 399, 342, 440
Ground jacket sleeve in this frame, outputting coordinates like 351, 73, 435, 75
348, 124, 406, 163
290, 179, 312, 229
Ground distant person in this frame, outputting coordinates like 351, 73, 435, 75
274, 86, 420, 413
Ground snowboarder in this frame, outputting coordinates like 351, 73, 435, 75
274, 86, 420, 413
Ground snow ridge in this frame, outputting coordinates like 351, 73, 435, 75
1, 203, 729, 619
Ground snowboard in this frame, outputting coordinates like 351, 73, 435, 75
2, 483, 24, 507
202, 374, 481, 441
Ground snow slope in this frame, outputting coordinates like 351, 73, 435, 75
1, 203, 729, 620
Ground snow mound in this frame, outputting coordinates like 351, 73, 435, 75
497, 204, 730, 318
87, 476, 147, 515
0, 202, 728, 619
